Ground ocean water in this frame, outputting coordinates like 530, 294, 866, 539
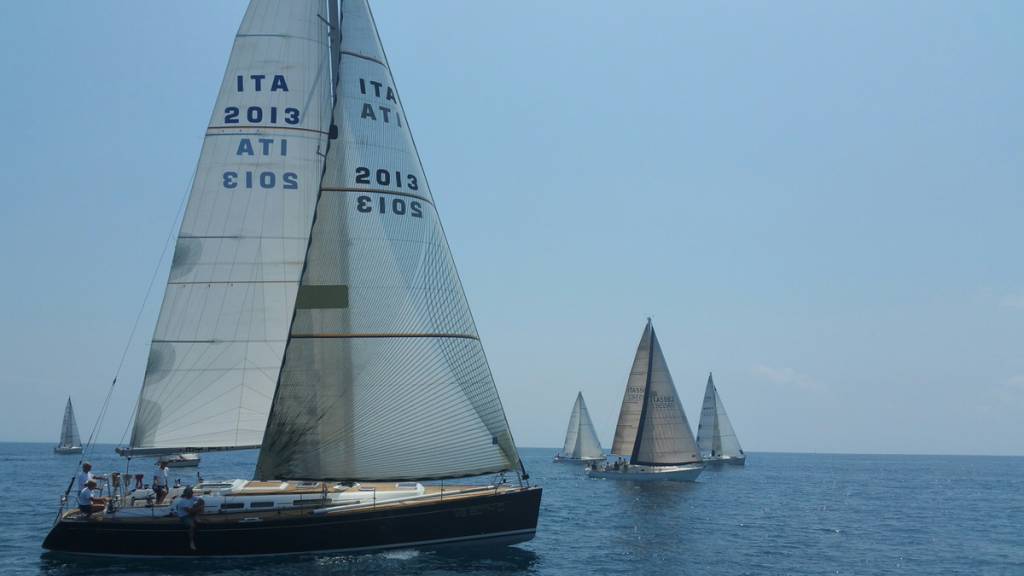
3, 443, 1022, 575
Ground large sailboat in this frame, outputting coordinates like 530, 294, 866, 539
588, 319, 703, 481
696, 373, 746, 465
44, 0, 540, 556
553, 392, 605, 463
53, 397, 82, 455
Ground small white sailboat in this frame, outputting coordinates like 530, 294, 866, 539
588, 319, 703, 482
157, 453, 201, 468
53, 397, 83, 455
553, 392, 605, 463
696, 372, 746, 465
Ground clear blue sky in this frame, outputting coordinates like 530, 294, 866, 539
1, 1, 1021, 454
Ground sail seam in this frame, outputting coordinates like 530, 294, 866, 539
207, 125, 331, 136
290, 332, 480, 340
320, 186, 434, 204
340, 50, 385, 66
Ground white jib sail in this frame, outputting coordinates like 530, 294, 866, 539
59, 398, 81, 448
129, 0, 333, 454
255, 0, 520, 481
561, 394, 582, 457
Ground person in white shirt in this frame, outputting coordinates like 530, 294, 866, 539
76, 462, 106, 491
173, 486, 204, 551
153, 462, 170, 504
77, 480, 100, 516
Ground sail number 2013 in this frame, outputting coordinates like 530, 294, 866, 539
355, 167, 418, 190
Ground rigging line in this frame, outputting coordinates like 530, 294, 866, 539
114, 171, 194, 450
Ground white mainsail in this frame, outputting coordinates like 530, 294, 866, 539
696, 373, 743, 458
560, 392, 602, 459
610, 319, 701, 465
127, 0, 333, 455
255, 0, 520, 481
58, 397, 81, 449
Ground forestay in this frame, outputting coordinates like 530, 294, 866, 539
128, 0, 333, 454
255, 0, 520, 481
696, 373, 743, 457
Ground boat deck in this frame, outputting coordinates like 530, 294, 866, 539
63, 482, 520, 524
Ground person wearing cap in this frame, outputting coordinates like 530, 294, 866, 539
77, 480, 102, 516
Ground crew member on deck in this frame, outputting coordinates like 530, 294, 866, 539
153, 461, 169, 504
174, 486, 204, 551
77, 480, 103, 516
77, 462, 107, 491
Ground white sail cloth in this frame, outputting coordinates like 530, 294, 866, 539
255, 0, 520, 481
696, 373, 743, 458
128, 0, 333, 454
610, 320, 701, 466
560, 393, 603, 459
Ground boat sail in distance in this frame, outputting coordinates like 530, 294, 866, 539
553, 392, 605, 463
696, 373, 746, 465
44, 0, 540, 556
588, 319, 703, 481
53, 397, 82, 455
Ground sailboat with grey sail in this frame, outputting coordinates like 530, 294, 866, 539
588, 319, 703, 481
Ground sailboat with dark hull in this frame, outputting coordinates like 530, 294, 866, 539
44, 0, 540, 557
53, 398, 82, 455
696, 373, 746, 465
588, 319, 703, 481
553, 392, 605, 463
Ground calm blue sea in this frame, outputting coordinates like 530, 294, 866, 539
2, 443, 1021, 575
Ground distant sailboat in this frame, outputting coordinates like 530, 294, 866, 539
696, 373, 745, 465
588, 319, 703, 481
54, 397, 82, 455
157, 453, 201, 468
554, 392, 605, 463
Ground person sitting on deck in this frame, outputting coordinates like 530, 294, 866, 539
173, 486, 205, 551
77, 480, 103, 516
152, 462, 169, 504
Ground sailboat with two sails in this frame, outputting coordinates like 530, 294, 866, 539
588, 319, 703, 481
53, 398, 82, 455
696, 373, 746, 465
553, 392, 605, 463
44, 0, 540, 556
